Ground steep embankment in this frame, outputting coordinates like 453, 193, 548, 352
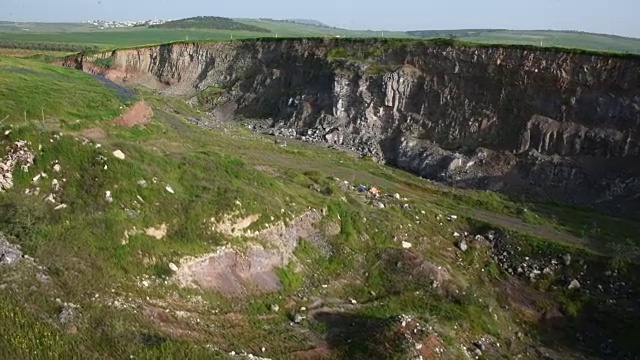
64, 39, 640, 209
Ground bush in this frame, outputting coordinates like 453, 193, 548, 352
0, 198, 45, 248
275, 263, 303, 293
94, 56, 114, 69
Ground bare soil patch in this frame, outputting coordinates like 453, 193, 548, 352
112, 101, 153, 127
173, 210, 323, 296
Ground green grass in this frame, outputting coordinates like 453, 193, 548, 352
275, 263, 303, 293
0, 56, 129, 123
0, 56, 638, 358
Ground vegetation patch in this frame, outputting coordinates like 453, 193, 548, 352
93, 55, 114, 69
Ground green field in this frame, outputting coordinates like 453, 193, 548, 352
2, 19, 640, 54
452, 30, 640, 54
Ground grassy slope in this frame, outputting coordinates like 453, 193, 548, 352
0, 56, 130, 123
0, 56, 638, 358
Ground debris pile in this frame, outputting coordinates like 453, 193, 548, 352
0, 140, 35, 191
0, 235, 23, 266
334, 178, 411, 210
390, 314, 446, 359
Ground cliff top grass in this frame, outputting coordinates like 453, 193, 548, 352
3, 19, 640, 55
78, 36, 640, 63
0, 56, 130, 123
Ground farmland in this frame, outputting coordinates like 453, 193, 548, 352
1, 18, 639, 54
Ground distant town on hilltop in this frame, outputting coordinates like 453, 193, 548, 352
84, 19, 170, 29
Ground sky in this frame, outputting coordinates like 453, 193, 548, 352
2, 0, 640, 38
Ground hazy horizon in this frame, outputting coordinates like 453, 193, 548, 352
3, 0, 639, 38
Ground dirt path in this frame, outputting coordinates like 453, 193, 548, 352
468, 209, 601, 254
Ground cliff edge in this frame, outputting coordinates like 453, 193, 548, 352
64, 39, 640, 211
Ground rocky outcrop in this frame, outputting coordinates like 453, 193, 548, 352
64, 39, 640, 209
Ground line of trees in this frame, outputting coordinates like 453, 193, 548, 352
0, 39, 98, 52
407, 29, 506, 38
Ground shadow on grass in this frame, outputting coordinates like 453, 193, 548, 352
533, 288, 640, 359
312, 312, 408, 360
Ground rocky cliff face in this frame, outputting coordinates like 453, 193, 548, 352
65, 39, 640, 210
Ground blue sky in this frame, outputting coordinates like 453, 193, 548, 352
3, 0, 639, 37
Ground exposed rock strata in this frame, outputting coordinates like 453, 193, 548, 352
64, 39, 640, 209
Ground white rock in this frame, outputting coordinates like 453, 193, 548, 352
568, 279, 581, 290
32, 174, 41, 184
393, 193, 401, 200
165, 185, 175, 194
105, 191, 113, 203
112, 150, 126, 160
53, 164, 61, 173
453, 232, 461, 237
458, 240, 469, 252
51, 179, 60, 192
401, 241, 413, 249
54, 204, 68, 210
4, 130, 11, 135
168, 262, 179, 272
349, 298, 357, 305
45, 194, 56, 203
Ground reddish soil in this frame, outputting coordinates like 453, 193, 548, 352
112, 101, 153, 127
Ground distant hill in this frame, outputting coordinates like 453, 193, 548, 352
150, 16, 271, 33
236, 18, 409, 38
